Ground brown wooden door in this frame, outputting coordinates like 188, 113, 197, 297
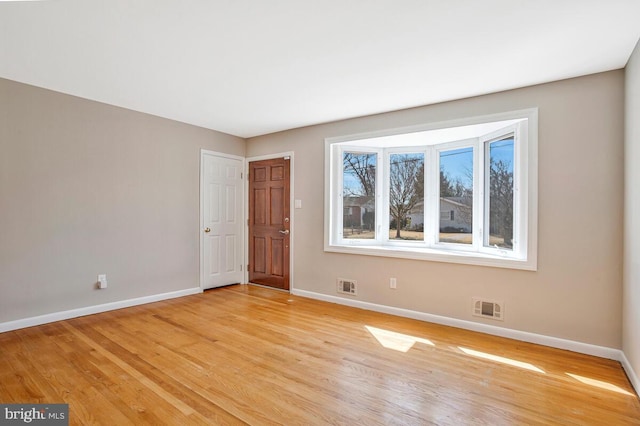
248, 157, 290, 290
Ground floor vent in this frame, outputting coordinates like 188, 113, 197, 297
472, 298, 504, 321
337, 278, 357, 296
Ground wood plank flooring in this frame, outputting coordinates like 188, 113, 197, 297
1, 284, 638, 425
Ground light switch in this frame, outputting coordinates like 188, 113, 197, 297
295, 199, 302, 209
98, 274, 108, 289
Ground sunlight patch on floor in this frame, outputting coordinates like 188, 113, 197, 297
365, 325, 435, 352
566, 373, 635, 396
458, 346, 545, 373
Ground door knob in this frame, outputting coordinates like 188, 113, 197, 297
204, 227, 211, 233
279, 229, 289, 235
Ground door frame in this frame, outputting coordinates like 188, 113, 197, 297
245, 151, 295, 291
199, 149, 246, 291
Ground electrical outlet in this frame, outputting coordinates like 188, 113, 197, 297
390, 277, 397, 289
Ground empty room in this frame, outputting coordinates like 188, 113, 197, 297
1, 1, 640, 424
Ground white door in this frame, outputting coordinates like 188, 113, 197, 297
201, 151, 244, 289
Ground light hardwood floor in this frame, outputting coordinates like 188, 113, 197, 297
1, 285, 638, 425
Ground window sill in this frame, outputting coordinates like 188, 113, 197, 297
324, 243, 536, 271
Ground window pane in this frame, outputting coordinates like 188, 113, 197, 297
343, 152, 376, 239
439, 147, 473, 244
389, 153, 424, 241
487, 137, 514, 249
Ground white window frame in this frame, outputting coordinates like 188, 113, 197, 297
338, 147, 382, 246
324, 109, 538, 271
384, 148, 428, 246
479, 125, 523, 259
432, 138, 477, 252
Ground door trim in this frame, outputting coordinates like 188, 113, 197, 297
245, 151, 294, 292
200, 149, 246, 290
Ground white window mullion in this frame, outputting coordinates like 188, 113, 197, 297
425, 146, 438, 247
375, 148, 385, 244
370, 151, 378, 243
432, 145, 441, 247
381, 149, 390, 244
512, 125, 521, 256
483, 138, 491, 248
473, 137, 483, 251
422, 147, 430, 247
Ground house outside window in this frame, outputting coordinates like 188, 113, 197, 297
324, 109, 538, 270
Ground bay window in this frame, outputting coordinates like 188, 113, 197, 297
324, 109, 538, 270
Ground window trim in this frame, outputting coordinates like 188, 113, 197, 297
324, 109, 538, 271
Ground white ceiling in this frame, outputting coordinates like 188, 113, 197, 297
1, 1, 639, 138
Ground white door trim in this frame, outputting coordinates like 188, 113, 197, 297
200, 149, 246, 290
246, 151, 295, 292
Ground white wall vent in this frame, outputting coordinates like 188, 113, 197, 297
472, 298, 504, 321
337, 278, 357, 296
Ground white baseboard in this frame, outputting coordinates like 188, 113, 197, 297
291, 289, 622, 360
0, 287, 203, 333
292, 288, 640, 395
620, 352, 640, 396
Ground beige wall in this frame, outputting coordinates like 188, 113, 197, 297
248, 71, 625, 348
0, 78, 245, 323
624, 42, 640, 377
0, 70, 628, 351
